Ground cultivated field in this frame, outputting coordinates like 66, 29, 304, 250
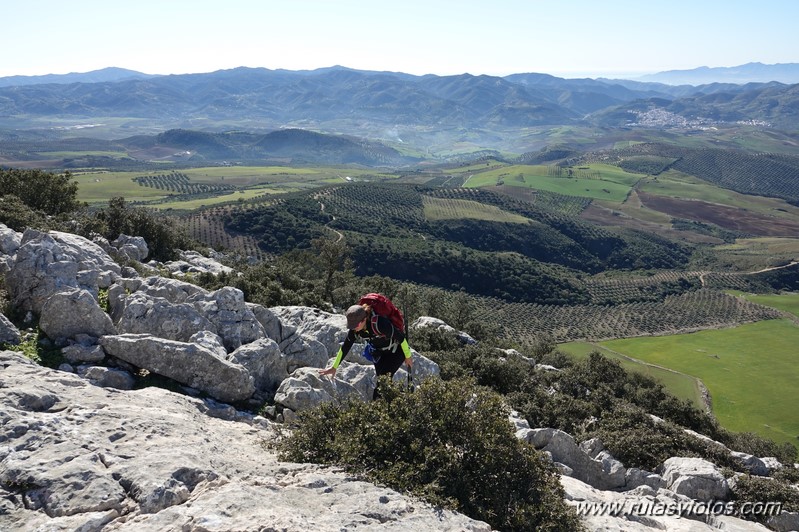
73, 166, 393, 207
463, 163, 641, 202
422, 196, 530, 223
736, 291, 799, 318
599, 318, 799, 447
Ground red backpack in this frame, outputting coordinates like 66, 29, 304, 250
358, 293, 405, 333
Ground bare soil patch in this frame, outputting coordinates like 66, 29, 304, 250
580, 202, 724, 244
638, 191, 799, 237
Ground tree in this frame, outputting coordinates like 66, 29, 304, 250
91, 197, 191, 262
310, 236, 354, 304
0, 168, 82, 215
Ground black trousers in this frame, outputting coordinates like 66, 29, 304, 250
372, 348, 406, 400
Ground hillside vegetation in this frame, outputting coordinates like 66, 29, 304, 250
4, 126, 799, 449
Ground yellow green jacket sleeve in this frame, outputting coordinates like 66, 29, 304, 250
400, 339, 412, 358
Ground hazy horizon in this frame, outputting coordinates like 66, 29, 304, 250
1, 0, 795, 79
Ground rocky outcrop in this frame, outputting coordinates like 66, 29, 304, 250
112, 234, 149, 262
660, 457, 731, 501
147, 249, 235, 277
0, 350, 491, 532
0, 223, 20, 273
6, 229, 120, 314
39, 287, 117, 344
519, 427, 628, 490
560, 475, 772, 531
412, 316, 477, 345
99, 334, 256, 403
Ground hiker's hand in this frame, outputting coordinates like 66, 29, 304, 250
404, 357, 413, 368
319, 366, 337, 379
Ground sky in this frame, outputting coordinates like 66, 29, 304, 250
2, 0, 797, 79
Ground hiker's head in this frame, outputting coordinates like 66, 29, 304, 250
346, 304, 369, 330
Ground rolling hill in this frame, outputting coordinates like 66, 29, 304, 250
2, 66, 797, 152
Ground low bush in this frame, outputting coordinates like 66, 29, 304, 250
725, 431, 798, 467
0, 194, 51, 232
592, 404, 738, 471
276, 377, 583, 531
731, 474, 799, 520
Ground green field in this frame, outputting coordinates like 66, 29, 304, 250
38, 151, 131, 159
598, 319, 799, 447
737, 291, 799, 318
74, 166, 393, 206
464, 164, 642, 202
715, 238, 799, 257
422, 196, 531, 223
151, 188, 287, 210
558, 341, 705, 408
75, 171, 169, 203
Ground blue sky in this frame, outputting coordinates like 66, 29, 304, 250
2, 0, 797, 79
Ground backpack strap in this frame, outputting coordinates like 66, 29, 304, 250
370, 314, 384, 337
369, 314, 400, 352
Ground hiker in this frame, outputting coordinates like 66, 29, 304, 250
320, 302, 413, 399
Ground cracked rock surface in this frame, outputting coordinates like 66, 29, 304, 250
0, 351, 491, 531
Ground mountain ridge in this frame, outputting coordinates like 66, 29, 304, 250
1, 63, 798, 155
3, 61, 799, 87
638, 62, 799, 85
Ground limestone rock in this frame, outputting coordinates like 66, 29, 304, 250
331, 360, 378, 401
0, 312, 21, 345
0, 350, 491, 531
411, 315, 477, 345
78, 365, 136, 390
0, 223, 21, 256
6, 229, 120, 314
250, 303, 329, 365
518, 428, 626, 490
116, 292, 215, 342
135, 276, 209, 303
0, 222, 21, 273
61, 343, 106, 364
99, 334, 255, 403
228, 337, 285, 393
767, 511, 799, 532
560, 475, 770, 531
112, 234, 149, 262
270, 305, 348, 354
274, 366, 363, 411
39, 288, 117, 344
660, 457, 731, 501
158, 250, 234, 277
189, 286, 265, 351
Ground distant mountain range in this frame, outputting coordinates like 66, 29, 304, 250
0, 64, 797, 153
3, 62, 798, 88
637, 62, 799, 85
0, 67, 156, 88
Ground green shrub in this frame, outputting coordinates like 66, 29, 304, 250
725, 432, 798, 466
592, 404, 737, 471
427, 344, 534, 396
406, 324, 464, 353
2, 327, 64, 369
277, 377, 583, 531
0, 194, 51, 232
731, 474, 799, 520
87, 197, 192, 262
